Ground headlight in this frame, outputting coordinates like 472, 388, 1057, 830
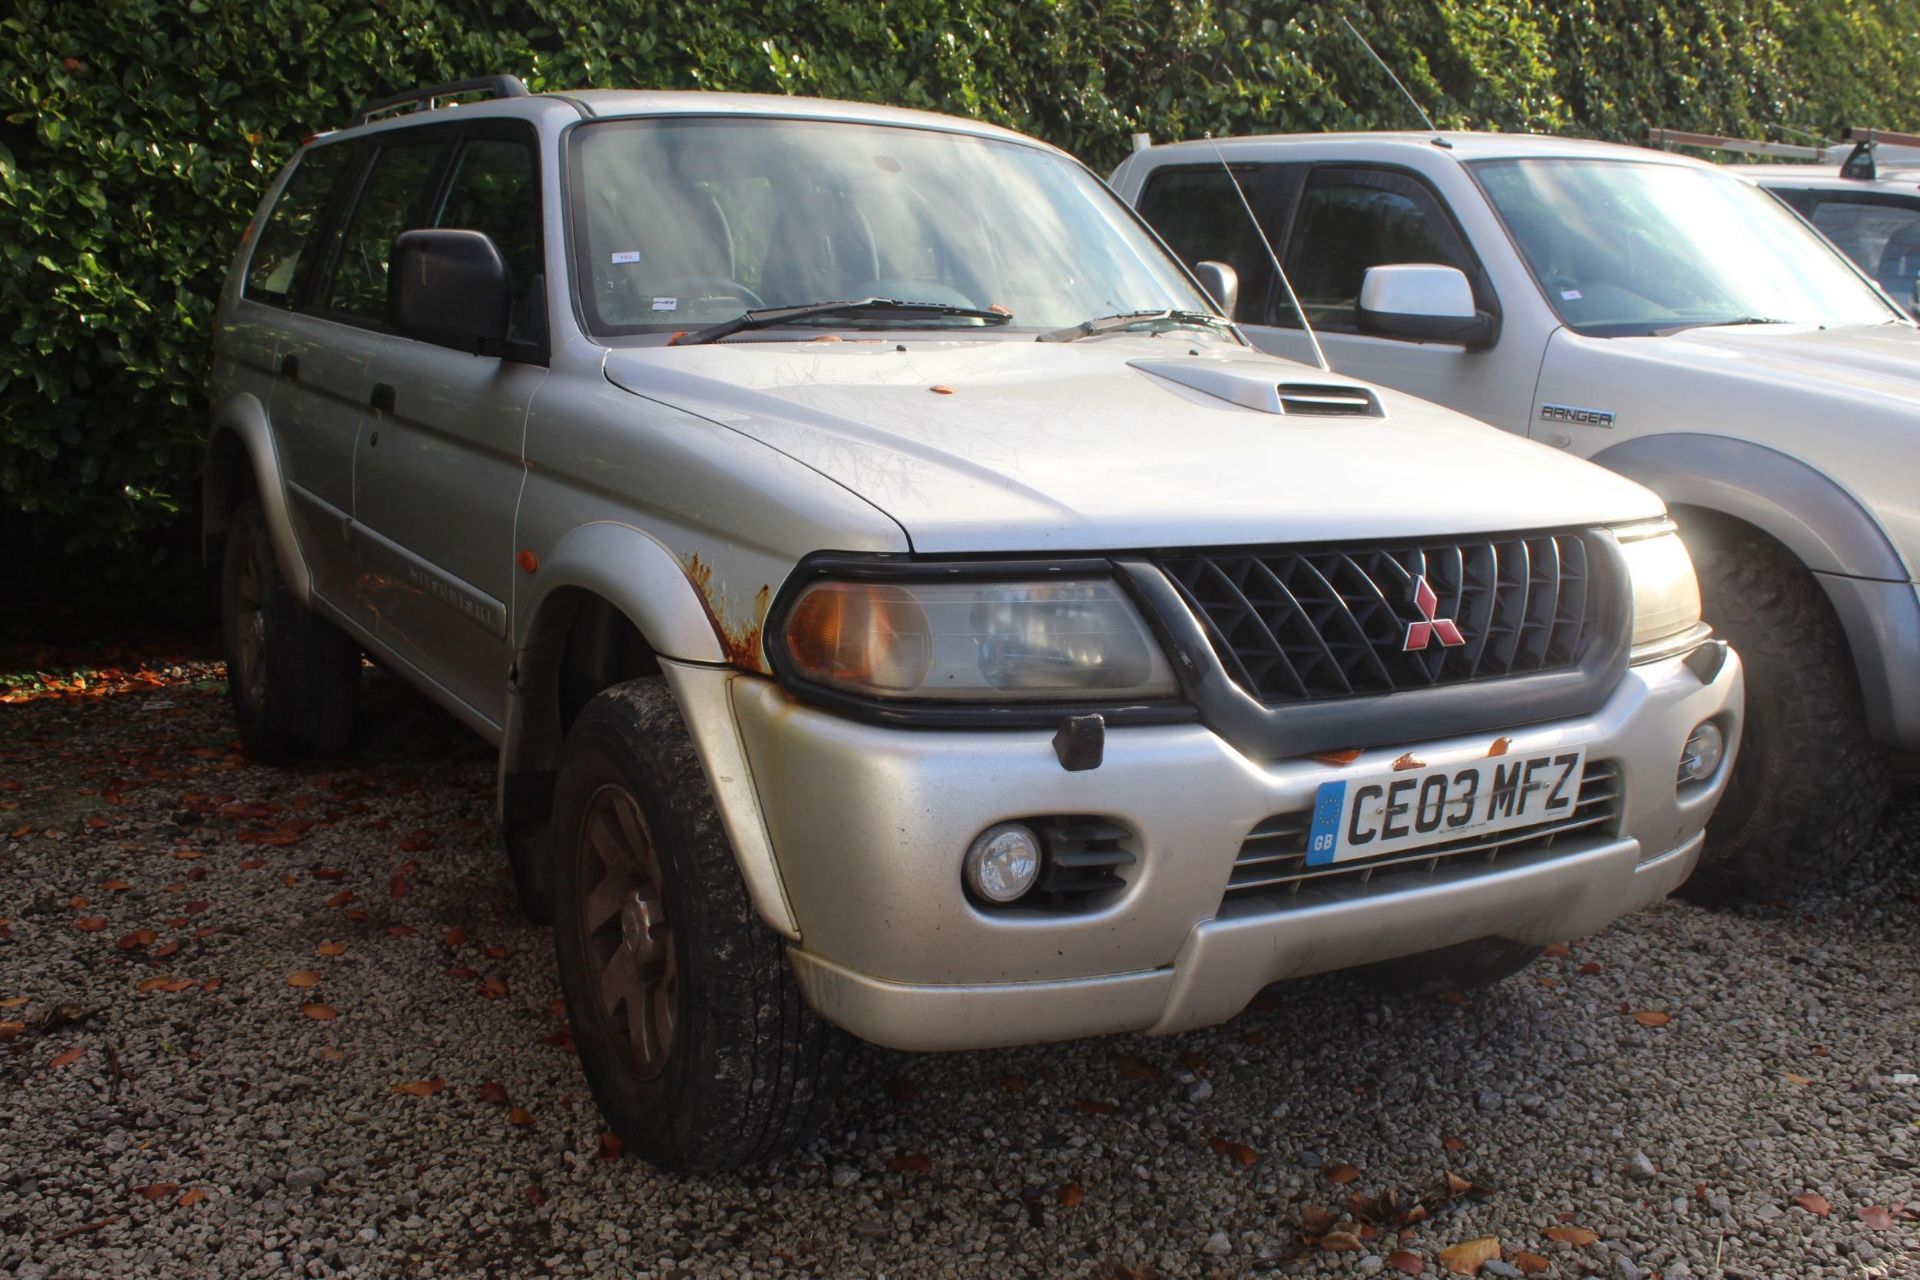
781, 577, 1178, 701
1619, 526, 1703, 653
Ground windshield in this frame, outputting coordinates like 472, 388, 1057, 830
569, 116, 1212, 336
1470, 158, 1899, 336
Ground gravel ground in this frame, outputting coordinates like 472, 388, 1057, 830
1, 649, 1916, 1280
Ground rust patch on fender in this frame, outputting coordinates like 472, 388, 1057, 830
683, 553, 771, 672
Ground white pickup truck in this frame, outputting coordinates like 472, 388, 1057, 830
1115, 132, 1919, 897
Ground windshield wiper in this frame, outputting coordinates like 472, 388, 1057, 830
676, 298, 1011, 345
1652, 315, 1789, 336
1037, 309, 1234, 343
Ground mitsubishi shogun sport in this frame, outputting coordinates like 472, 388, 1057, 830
205, 80, 1742, 1170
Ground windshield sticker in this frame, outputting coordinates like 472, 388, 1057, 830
651, 297, 679, 312
610, 250, 643, 265
1560, 289, 1582, 300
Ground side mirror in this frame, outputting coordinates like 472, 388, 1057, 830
1357, 264, 1498, 348
388, 229, 511, 353
1193, 260, 1240, 321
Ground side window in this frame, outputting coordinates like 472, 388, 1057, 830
243, 142, 354, 307
1806, 195, 1920, 307
435, 135, 542, 339
325, 138, 446, 323
1283, 167, 1475, 331
1135, 166, 1276, 317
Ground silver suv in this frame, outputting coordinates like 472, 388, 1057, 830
205, 80, 1742, 1170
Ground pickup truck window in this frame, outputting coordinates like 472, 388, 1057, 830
1282, 167, 1475, 331
1135, 166, 1277, 319
1472, 158, 1897, 336
570, 117, 1209, 336
244, 141, 354, 308
436, 135, 542, 340
1797, 194, 1920, 310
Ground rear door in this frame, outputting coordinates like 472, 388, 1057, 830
348, 121, 547, 728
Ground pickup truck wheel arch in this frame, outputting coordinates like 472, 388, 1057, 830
201, 400, 312, 606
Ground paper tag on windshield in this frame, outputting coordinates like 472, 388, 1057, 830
651, 297, 678, 311
1560, 289, 1582, 300
610, 250, 642, 265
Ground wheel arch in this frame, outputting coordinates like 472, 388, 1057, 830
202, 395, 312, 605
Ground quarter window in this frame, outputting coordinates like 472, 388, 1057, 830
243, 142, 353, 307
1283, 167, 1475, 330
325, 139, 446, 323
1802, 195, 1920, 311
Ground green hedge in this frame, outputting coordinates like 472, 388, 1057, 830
3, 0, 1916, 563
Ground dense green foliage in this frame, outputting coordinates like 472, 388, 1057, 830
3, 0, 1917, 562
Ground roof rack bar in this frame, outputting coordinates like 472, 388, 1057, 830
1844, 125, 1920, 150
1646, 128, 1825, 161
349, 75, 529, 128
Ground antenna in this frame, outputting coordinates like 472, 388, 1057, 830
1340, 17, 1439, 137
1204, 135, 1330, 372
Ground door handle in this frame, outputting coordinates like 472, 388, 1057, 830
278, 353, 300, 380
370, 382, 396, 414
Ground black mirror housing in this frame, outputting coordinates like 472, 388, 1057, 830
388, 229, 512, 353
1357, 305, 1500, 349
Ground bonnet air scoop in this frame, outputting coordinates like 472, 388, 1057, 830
1129, 357, 1384, 418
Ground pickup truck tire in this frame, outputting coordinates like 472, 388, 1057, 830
551, 678, 845, 1170
1679, 526, 1888, 901
220, 498, 360, 764
1359, 937, 1543, 997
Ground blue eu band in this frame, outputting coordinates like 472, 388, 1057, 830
1306, 779, 1347, 867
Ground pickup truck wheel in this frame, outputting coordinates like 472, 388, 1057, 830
1360, 937, 1543, 997
1679, 529, 1889, 901
220, 498, 360, 764
551, 678, 845, 1170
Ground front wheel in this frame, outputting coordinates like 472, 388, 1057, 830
551, 678, 845, 1170
1679, 524, 1889, 900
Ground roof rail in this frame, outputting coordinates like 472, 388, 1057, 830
1646, 128, 1825, 161
349, 75, 530, 128
1840, 126, 1920, 181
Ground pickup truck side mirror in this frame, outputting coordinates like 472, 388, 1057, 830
1357, 264, 1498, 349
1193, 260, 1240, 321
388, 229, 512, 354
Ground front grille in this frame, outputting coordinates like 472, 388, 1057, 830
1219, 761, 1621, 914
1154, 531, 1610, 706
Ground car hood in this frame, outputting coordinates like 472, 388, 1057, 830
1648, 320, 1920, 403
603, 336, 1662, 554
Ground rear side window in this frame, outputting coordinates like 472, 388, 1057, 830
1135, 166, 1277, 318
325, 139, 447, 323
1283, 167, 1475, 330
243, 142, 353, 307
435, 135, 541, 339
1803, 194, 1920, 309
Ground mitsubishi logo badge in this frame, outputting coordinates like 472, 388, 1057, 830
1403, 576, 1465, 651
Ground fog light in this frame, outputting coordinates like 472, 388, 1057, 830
964, 822, 1042, 904
1678, 721, 1725, 783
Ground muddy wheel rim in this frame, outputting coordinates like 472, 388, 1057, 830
579, 784, 677, 1079
231, 547, 269, 708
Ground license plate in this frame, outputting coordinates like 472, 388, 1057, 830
1306, 747, 1587, 867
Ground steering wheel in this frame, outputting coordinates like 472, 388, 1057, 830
653, 276, 767, 311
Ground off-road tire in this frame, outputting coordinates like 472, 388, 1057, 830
220, 499, 360, 764
503, 820, 553, 924
1679, 524, 1888, 901
551, 677, 846, 1171
1360, 937, 1543, 997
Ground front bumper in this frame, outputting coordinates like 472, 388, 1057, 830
710, 645, 1742, 1051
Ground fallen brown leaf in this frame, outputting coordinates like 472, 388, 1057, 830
149, 941, 179, 959
508, 1106, 533, 1127
1114, 1055, 1158, 1081
137, 976, 194, 993
300, 1003, 337, 1020
1437, 1237, 1500, 1275
285, 970, 322, 988
1299, 1204, 1336, 1234
442, 925, 468, 948
1057, 1182, 1086, 1206
1542, 943, 1573, 958
177, 1188, 208, 1206
1325, 1162, 1361, 1185
1391, 752, 1427, 771
1321, 1230, 1364, 1252
1794, 1192, 1831, 1216
1784, 1071, 1813, 1085
116, 928, 156, 951
393, 1077, 447, 1097
323, 891, 353, 909
888, 1151, 932, 1174
1225, 1142, 1257, 1168
386, 925, 416, 938
133, 1183, 178, 1201
1444, 1171, 1473, 1196
1543, 1226, 1598, 1247
525, 1185, 548, 1207
1442, 1136, 1465, 1152
478, 976, 508, 999
1312, 747, 1363, 766
75, 916, 108, 932
1630, 1010, 1671, 1027
100, 880, 130, 892
48, 1046, 85, 1069
1858, 1205, 1894, 1230
1075, 1098, 1116, 1115
1577, 961, 1603, 975
998, 1074, 1028, 1094
1485, 736, 1511, 757
598, 1131, 623, 1160
477, 1080, 510, 1106
1388, 1251, 1425, 1276
1511, 1252, 1548, 1275
315, 941, 347, 957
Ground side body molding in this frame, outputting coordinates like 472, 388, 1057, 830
202, 395, 313, 606
1592, 432, 1920, 748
